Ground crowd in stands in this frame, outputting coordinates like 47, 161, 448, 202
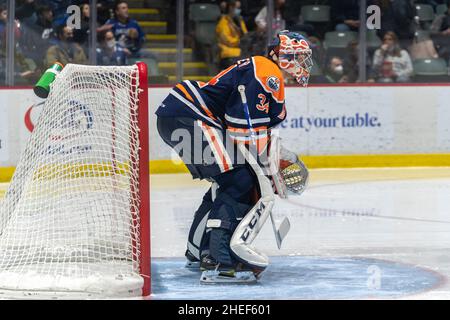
0, 0, 449, 84
206, 0, 450, 83
0, 0, 145, 84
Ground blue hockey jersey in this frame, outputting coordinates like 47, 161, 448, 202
105, 18, 145, 54
156, 56, 287, 150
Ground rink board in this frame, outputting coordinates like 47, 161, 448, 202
1, 85, 450, 180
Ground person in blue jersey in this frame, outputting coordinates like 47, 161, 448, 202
156, 30, 313, 283
102, 0, 145, 58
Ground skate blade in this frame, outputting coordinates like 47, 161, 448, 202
200, 270, 257, 284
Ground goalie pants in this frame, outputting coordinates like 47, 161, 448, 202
157, 116, 257, 266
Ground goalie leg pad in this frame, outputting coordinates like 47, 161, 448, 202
230, 196, 273, 271
227, 143, 276, 272
186, 187, 214, 263
207, 191, 251, 267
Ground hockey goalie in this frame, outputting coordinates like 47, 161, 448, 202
155, 30, 312, 283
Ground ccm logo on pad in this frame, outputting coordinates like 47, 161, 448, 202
240, 202, 265, 242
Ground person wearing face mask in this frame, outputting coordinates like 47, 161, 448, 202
324, 56, 348, 83
216, 0, 248, 70
96, 30, 127, 66
372, 31, 413, 83
45, 25, 88, 68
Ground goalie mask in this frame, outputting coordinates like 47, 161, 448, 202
268, 30, 313, 87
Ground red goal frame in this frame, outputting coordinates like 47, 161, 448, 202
136, 62, 150, 297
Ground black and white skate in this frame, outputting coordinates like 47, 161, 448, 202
200, 269, 257, 284
184, 249, 201, 270
200, 254, 218, 271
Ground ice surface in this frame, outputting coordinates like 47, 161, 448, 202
150, 168, 450, 299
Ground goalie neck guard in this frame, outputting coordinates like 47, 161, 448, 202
268, 30, 313, 87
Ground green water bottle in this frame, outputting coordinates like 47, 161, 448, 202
33, 62, 64, 99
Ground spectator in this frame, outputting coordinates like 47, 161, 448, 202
103, 1, 145, 59
45, 25, 88, 68
96, 30, 127, 65
430, 2, 450, 61
330, 0, 360, 32
0, 5, 36, 84
0, 5, 21, 43
324, 56, 348, 83
255, 0, 286, 36
44, 0, 82, 21
73, 3, 91, 51
409, 32, 439, 60
16, 0, 38, 25
372, 31, 413, 82
19, 5, 55, 69
216, 0, 248, 69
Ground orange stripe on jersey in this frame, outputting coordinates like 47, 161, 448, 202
200, 122, 232, 172
176, 84, 194, 103
201, 105, 218, 122
178, 82, 218, 122
252, 56, 285, 103
227, 125, 269, 154
227, 126, 268, 134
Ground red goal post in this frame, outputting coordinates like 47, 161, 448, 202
136, 62, 150, 297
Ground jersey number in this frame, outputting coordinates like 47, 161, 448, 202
256, 94, 269, 114
199, 64, 235, 88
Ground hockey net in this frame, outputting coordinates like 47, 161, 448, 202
0, 63, 150, 298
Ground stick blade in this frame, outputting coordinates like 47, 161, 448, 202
276, 217, 291, 249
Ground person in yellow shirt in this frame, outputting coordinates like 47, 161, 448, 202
216, 0, 248, 70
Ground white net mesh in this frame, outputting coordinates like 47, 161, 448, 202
0, 64, 147, 298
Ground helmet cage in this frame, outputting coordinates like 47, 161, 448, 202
277, 33, 313, 86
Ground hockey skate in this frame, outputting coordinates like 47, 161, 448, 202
199, 255, 262, 284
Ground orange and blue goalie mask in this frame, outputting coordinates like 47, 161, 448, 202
277, 33, 313, 86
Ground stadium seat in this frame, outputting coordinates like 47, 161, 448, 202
189, 4, 221, 46
324, 31, 358, 48
189, 3, 221, 22
323, 31, 358, 62
414, 58, 448, 75
415, 4, 434, 22
436, 4, 448, 15
413, 58, 449, 82
301, 5, 330, 22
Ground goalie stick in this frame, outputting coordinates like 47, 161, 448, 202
237, 85, 290, 249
